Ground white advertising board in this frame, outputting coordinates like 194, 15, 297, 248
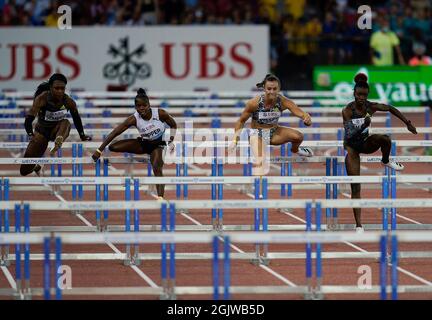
0, 26, 269, 91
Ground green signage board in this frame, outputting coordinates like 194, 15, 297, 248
313, 65, 432, 106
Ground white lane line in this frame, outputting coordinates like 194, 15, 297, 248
341, 192, 423, 225
313, 192, 432, 285
151, 193, 298, 287
53, 184, 158, 288
403, 182, 430, 193
395, 267, 432, 286
1, 266, 17, 289
130, 265, 159, 288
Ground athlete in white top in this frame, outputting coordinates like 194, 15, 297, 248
231, 74, 314, 176
92, 88, 177, 199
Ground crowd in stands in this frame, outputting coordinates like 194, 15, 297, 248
1, 0, 432, 87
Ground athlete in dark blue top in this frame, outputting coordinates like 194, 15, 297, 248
21, 73, 91, 176
342, 73, 417, 231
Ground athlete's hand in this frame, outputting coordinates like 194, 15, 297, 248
302, 113, 312, 126
229, 136, 239, 152
406, 120, 417, 134
168, 141, 175, 154
80, 134, 92, 141
363, 115, 371, 127
91, 149, 102, 162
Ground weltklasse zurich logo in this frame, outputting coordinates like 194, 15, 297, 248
103, 37, 151, 87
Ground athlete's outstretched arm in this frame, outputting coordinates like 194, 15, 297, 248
92, 116, 135, 161
281, 96, 311, 126
371, 103, 417, 134
159, 109, 177, 143
232, 97, 257, 144
66, 96, 92, 141
24, 92, 46, 137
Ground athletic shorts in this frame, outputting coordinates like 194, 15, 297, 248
249, 127, 277, 144
137, 137, 166, 154
35, 123, 59, 142
344, 137, 367, 153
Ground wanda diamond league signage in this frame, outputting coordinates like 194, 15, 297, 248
0, 26, 269, 91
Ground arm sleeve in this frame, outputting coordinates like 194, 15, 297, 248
24, 115, 35, 136
70, 108, 85, 137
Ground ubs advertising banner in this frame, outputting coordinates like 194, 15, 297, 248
0, 26, 269, 91
314, 65, 432, 106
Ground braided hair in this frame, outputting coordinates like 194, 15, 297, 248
135, 88, 150, 105
354, 73, 369, 92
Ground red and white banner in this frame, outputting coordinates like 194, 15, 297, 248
0, 26, 269, 91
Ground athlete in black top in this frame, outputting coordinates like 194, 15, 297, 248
20, 73, 91, 176
342, 73, 417, 231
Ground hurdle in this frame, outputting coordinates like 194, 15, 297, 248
1, 229, 432, 300
1, 174, 432, 233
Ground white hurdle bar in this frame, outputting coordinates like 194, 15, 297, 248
1, 175, 431, 185
1, 155, 432, 165
1, 127, 432, 136
1, 230, 432, 245
0, 106, 429, 115
1, 198, 432, 211
0, 116, 390, 125
0, 140, 431, 150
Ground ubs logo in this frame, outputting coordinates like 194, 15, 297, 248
103, 37, 151, 87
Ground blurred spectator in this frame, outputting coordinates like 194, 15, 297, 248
284, 0, 305, 20
370, 16, 405, 65
44, 4, 61, 27
321, 11, 337, 64
2, 0, 432, 88
408, 42, 432, 65
141, 0, 157, 25
259, 0, 278, 24
305, 15, 322, 55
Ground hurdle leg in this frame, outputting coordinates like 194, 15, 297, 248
211, 159, 217, 230
13, 204, 23, 300
132, 179, 141, 266
23, 204, 32, 300
260, 177, 269, 266
250, 178, 261, 266
313, 203, 324, 300
123, 178, 132, 266
168, 203, 176, 300
0, 179, 3, 266
102, 158, 109, 232
325, 158, 333, 230
160, 202, 169, 300
2, 179, 10, 267
217, 162, 224, 232
304, 202, 313, 300
331, 157, 339, 230
55, 148, 63, 196
77, 144, 84, 215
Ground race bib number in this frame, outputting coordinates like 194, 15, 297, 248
140, 124, 162, 140
351, 118, 369, 133
45, 110, 67, 122
258, 111, 280, 120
